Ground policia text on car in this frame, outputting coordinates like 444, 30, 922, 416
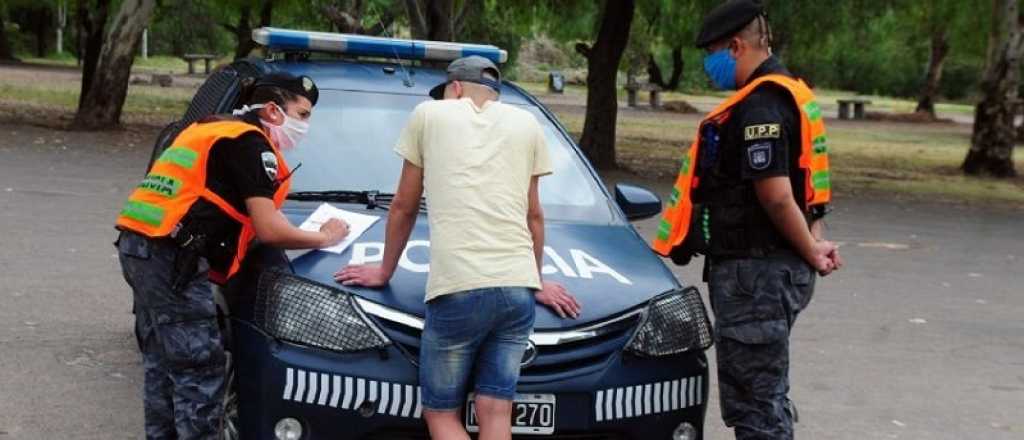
114, 73, 349, 440
652, 1, 844, 439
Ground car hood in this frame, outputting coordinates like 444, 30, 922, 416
282, 203, 682, 330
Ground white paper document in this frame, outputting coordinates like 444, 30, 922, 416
298, 203, 381, 254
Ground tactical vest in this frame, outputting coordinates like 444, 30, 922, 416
116, 120, 291, 282
652, 74, 830, 257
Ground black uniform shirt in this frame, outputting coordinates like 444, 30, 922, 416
708, 56, 806, 253
185, 114, 280, 270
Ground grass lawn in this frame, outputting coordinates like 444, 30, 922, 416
549, 109, 1024, 207
20, 53, 233, 75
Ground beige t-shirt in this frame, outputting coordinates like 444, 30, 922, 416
394, 98, 553, 301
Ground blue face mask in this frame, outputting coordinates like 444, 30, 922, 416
703, 49, 738, 90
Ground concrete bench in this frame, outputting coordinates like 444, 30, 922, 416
837, 98, 872, 120
625, 83, 662, 109
183, 54, 217, 75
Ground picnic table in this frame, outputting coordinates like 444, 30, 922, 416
837, 98, 872, 120
183, 54, 217, 75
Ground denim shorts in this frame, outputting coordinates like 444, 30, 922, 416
419, 287, 536, 411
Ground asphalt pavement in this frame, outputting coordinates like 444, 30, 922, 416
0, 122, 1021, 439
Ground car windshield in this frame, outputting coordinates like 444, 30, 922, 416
283, 89, 615, 223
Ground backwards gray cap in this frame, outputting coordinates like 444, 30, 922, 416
428, 55, 502, 100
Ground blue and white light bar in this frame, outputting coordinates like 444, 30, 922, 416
253, 27, 508, 64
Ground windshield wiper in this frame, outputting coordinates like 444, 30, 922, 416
287, 190, 426, 212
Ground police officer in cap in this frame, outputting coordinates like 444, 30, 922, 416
115, 72, 349, 439
652, 1, 844, 438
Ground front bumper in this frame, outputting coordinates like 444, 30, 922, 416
232, 320, 708, 439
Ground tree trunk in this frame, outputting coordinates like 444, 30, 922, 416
77, 0, 112, 109
916, 29, 950, 116
30, 7, 53, 57
576, 0, 635, 170
962, 0, 1023, 177
73, 0, 157, 130
647, 45, 684, 91
665, 45, 684, 90
0, 11, 18, 62
404, 0, 472, 41
225, 0, 273, 60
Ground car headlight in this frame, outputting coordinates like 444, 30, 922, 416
626, 286, 713, 357
254, 270, 390, 353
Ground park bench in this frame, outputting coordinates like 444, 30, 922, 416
625, 82, 663, 109
837, 98, 872, 120
183, 54, 217, 75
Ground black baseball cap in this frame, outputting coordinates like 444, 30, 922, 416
695, 0, 765, 49
251, 72, 319, 106
428, 55, 503, 100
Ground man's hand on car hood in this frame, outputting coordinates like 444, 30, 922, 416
535, 280, 581, 319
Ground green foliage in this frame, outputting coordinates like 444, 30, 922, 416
150, 0, 233, 56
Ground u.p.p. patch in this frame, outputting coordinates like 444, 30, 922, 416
744, 123, 781, 141
747, 142, 772, 170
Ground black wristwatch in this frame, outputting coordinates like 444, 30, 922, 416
810, 204, 832, 220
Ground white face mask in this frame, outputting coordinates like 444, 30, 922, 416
235, 103, 310, 150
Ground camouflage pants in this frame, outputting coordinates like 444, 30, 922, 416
117, 231, 226, 440
708, 252, 815, 440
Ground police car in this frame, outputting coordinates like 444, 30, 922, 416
151, 28, 713, 440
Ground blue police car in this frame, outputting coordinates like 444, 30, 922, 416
153, 28, 713, 440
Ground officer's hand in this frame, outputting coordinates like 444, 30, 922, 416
807, 240, 837, 276
319, 218, 349, 247
334, 264, 391, 287
535, 281, 581, 319
827, 247, 844, 272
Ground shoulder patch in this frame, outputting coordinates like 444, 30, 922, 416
261, 151, 279, 181
744, 123, 781, 141
747, 142, 773, 171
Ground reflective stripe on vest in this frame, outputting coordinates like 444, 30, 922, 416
116, 120, 292, 280
651, 74, 831, 256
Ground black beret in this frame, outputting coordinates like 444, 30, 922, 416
252, 72, 319, 106
695, 0, 765, 48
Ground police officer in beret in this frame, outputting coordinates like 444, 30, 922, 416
115, 72, 349, 439
652, 1, 844, 439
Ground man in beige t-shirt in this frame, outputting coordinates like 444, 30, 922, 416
336, 56, 580, 440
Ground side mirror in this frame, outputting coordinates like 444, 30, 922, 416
615, 183, 662, 220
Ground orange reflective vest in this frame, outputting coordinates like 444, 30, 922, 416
651, 74, 830, 256
116, 120, 291, 282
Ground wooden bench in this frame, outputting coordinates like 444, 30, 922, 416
837, 98, 872, 120
183, 54, 217, 75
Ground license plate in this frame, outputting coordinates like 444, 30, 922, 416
465, 393, 556, 435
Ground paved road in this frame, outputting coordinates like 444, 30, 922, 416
1, 122, 1021, 439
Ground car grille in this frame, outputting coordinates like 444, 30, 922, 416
371, 309, 642, 383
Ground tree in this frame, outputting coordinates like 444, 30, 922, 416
76, 0, 111, 110
221, 0, 274, 60
575, 0, 635, 169
0, 1, 19, 62
320, 0, 397, 35
912, 0, 965, 116
403, 0, 474, 41
73, 0, 156, 129
637, 0, 708, 91
962, 0, 1023, 177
